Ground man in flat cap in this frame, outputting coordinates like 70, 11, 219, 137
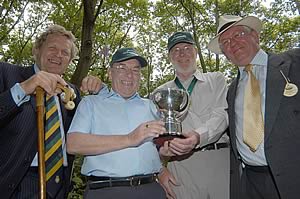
158, 31, 229, 199
67, 47, 167, 199
208, 15, 300, 199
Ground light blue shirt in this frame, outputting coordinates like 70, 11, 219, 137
68, 89, 162, 177
235, 49, 268, 166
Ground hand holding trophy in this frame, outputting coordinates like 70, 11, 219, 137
150, 88, 189, 147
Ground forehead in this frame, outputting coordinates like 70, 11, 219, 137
44, 33, 72, 48
114, 58, 140, 66
220, 25, 246, 39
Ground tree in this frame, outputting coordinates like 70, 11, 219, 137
0, 1, 298, 196
71, 0, 104, 87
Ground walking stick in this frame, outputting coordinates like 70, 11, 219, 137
36, 85, 76, 199
36, 86, 46, 199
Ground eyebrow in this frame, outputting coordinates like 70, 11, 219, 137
116, 63, 141, 68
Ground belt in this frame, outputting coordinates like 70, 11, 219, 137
87, 173, 159, 189
201, 142, 229, 151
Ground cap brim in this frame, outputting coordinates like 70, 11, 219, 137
168, 41, 195, 51
111, 56, 147, 68
207, 16, 262, 54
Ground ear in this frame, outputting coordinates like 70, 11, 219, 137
32, 47, 38, 60
168, 52, 173, 63
108, 68, 112, 80
251, 30, 260, 44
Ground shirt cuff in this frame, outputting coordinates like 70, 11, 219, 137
10, 83, 30, 106
194, 126, 209, 149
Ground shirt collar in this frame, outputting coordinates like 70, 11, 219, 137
238, 49, 268, 77
193, 70, 205, 82
34, 64, 40, 73
105, 89, 141, 101
175, 69, 205, 83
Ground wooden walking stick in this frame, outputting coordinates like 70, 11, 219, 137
36, 85, 76, 199
36, 86, 46, 199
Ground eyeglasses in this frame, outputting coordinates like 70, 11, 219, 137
112, 64, 141, 76
219, 31, 247, 48
170, 46, 194, 56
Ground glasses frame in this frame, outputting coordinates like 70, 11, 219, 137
170, 45, 194, 56
111, 64, 141, 76
219, 31, 248, 49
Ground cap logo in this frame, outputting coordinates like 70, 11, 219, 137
122, 49, 137, 56
172, 35, 187, 41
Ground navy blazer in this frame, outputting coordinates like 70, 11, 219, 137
0, 62, 81, 198
227, 48, 300, 199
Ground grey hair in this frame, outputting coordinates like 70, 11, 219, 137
33, 24, 78, 60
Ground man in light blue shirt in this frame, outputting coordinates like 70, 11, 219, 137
67, 47, 167, 199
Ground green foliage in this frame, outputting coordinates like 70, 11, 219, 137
0, 0, 298, 196
67, 156, 85, 199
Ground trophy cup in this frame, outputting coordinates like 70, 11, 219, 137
150, 88, 189, 146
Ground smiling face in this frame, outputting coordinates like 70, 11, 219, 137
33, 33, 73, 75
169, 43, 197, 74
219, 25, 260, 66
109, 59, 141, 99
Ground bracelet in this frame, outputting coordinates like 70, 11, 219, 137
161, 156, 170, 167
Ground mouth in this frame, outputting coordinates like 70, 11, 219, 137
232, 46, 244, 54
49, 58, 61, 65
121, 80, 133, 86
177, 58, 190, 64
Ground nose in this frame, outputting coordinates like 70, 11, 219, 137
179, 49, 186, 56
56, 50, 63, 58
229, 38, 238, 47
125, 69, 134, 77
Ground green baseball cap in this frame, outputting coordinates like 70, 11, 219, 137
110, 47, 147, 67
167, 31, 195, 51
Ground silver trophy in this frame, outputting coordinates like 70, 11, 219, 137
150, 88, 189, 146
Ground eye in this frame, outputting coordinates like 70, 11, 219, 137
220, 39, 230, 47
48, 46, 56, 51
118, 66, 127, 72
173, 47, 180, 53
132, 68, 140, 74
62, 50, 70, 57
184, 46, 191, 51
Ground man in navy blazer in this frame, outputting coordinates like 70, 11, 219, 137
0, 24, 101, 199
208, 15, 300, 199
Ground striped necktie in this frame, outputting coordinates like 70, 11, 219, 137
243, 64, 264, 152
45, 95, 63, 197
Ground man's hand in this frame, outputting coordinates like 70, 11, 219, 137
127, 120, 166, 147
159, 140, 176, 157
80, 75, 102, 94
158, 167, 179, 199
168, 131, 200, 155
20, 71, 67, 96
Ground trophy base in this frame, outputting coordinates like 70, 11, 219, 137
153, 133, 185, 148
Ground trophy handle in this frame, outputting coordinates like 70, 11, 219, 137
176, 90, 190, 119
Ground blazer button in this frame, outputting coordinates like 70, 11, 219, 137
24, 157, 31, 163
8, 183, 16, 189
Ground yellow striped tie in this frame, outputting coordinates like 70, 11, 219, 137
45, 95, 63, 197
243, 64, 264, 152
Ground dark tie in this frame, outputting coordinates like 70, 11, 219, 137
243, 64, 264, 152
45, 95, 63, 197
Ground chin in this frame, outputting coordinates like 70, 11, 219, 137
48, 69, 63, 75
